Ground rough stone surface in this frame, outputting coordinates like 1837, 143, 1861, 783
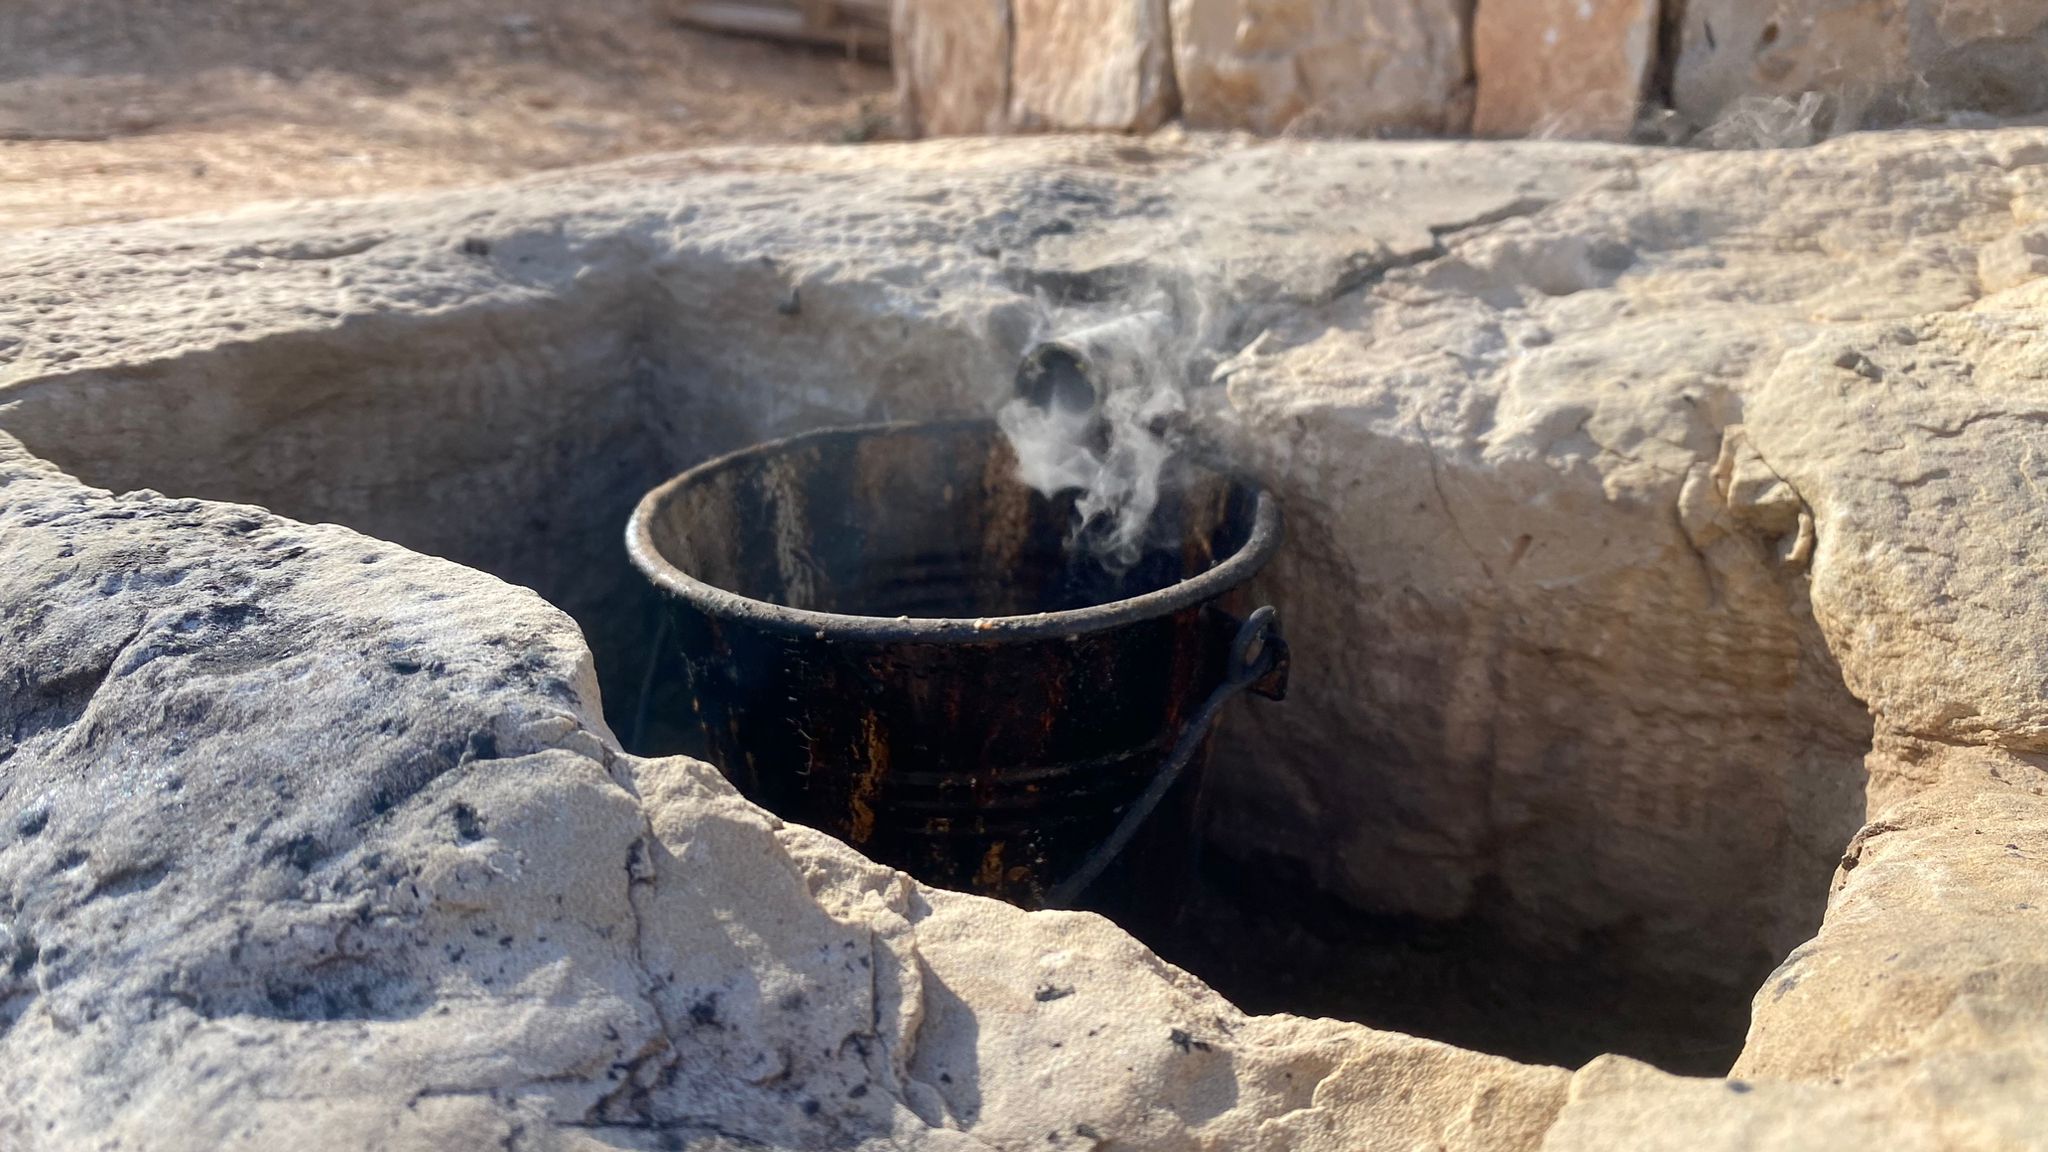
1471, 0, 1659, 139
1735, 745, 2048, 1086
7, 127, 2048, 1143
1169, 0, 1472, 135
1673, 0, 2048, 136
1009, 0, 1177, 132
0, 430, 1570, 1148
892, 0, 1012, 137
1206, 129, 2048, 1002
0, 135, 1639, 727
1546, 1047, 2048, 1151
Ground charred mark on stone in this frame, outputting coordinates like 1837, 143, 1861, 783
249, 969, 415, 1023
206, 603, 261, 631
268, 834, 325, 873
464, 730, 501, 763
85, 859, 169, 902
8, 933, 37, 978
451, 802, 485, 843
688, 992, 721, 1028
1833, 348, 1883, 380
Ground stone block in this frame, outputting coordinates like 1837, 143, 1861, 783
892, 0, 1012, 136
1170, 0, 1473, 135
1472, 0, 1660, 140
1009, 0, 1178, 132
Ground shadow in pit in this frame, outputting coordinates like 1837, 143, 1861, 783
903, 966, 985, 1130
1149, 848, 1754, 1075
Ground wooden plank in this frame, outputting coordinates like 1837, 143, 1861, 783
672, 0, 890, 54
679, 2, 807, 37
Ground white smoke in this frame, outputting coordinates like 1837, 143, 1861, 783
1696, 91, 1834, 149
997, 298, 1192, 572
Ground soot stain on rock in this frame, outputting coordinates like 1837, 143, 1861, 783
85, 859, 170, 903
15, 807, 48, 838
450, 802, 485, 843
8, 933, 38, 978
463, 729, 499, 763
267, 834, 325, 873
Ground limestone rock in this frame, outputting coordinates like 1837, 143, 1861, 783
1008, 0, 1177, 132
1672, 0, 2048, 136
1546, 1050, 2048, 1151
0, 431, 1572, 1148
8, 126, 2048, 1144
1746, 311, 2048, 753
1169, 0, 1472, 135
1471, 0, 1659, 140
0, 434, 1572, 1139
1208, 128, 2048, 1047
1979, 225, 2048, 293
1734, 746, 2048, 1084
892, 0, 1011, 136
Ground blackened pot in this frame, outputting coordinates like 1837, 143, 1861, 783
626, 419, 1282, 912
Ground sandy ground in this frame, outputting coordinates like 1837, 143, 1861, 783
0, 0, 893, 231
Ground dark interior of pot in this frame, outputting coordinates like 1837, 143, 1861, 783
638, 419, 1260, 619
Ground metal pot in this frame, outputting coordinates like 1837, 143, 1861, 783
626, 418, 1284, 911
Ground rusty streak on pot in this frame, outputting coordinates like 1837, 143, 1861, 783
627, 420, 1281, 912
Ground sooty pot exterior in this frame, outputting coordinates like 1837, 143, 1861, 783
628, 420, 1280, 912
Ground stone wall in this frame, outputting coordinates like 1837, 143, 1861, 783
896, 0, 2048, 141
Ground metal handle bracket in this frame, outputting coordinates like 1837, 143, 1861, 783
1045, 605, 1287, 908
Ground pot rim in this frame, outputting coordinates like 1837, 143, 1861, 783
625, 418, 1282, 644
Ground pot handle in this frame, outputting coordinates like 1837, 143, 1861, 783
1044, 606, 1288, 908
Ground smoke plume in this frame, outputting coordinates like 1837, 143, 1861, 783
998, 298, 1193, 572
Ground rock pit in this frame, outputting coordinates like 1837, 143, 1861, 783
5, 130, 2048, 1149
